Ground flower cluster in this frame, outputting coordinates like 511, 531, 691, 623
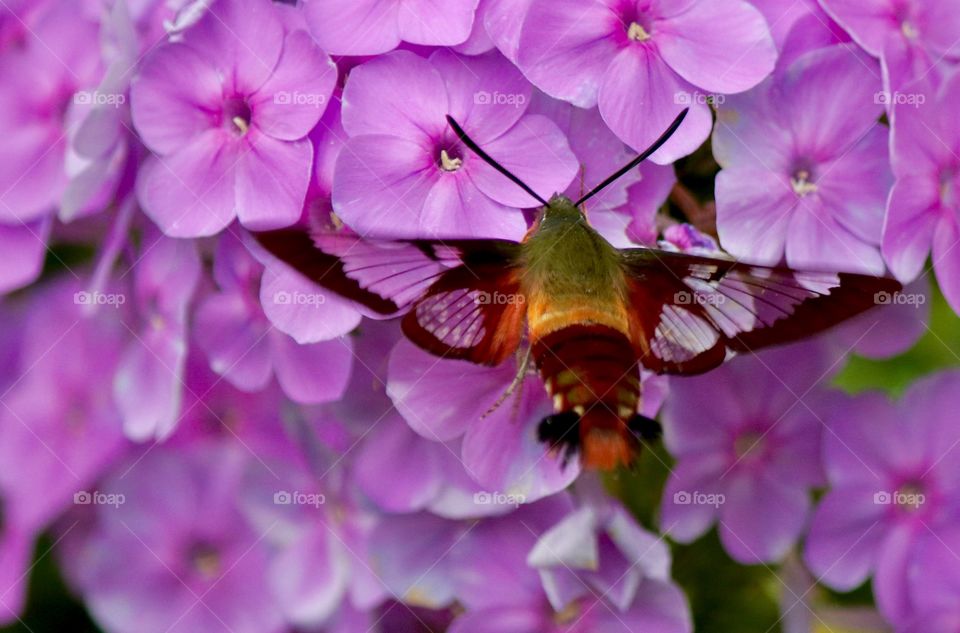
0, 1, 957, 632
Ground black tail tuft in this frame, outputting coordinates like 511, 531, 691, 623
628, 414, 663, 442
537, 411, 581, 467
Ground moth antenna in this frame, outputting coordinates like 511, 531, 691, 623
574, 108, 690, 208
446, 115, 550, 207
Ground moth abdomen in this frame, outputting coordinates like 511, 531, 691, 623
533, 324, 642, 470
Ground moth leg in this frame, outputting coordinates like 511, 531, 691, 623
481, 344, 532, 420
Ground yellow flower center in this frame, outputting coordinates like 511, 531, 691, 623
554, 600, 581, 625
734, 432, 764, 460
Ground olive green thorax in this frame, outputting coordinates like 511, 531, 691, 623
520, 195, 626, 299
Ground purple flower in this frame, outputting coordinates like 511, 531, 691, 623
387, 339, 580, 501
0, 0, 102, 224
477, 0, 534, 64
0, 280, 129, 533
448, 492, 692, 633
0, 280, 129, 624
903, 526, 960, 633
194, 232, 354, 404
772, 4, 852, 72
0, 1, 101, 291
0, 220, 51, 294
131, 0, 336, 237
333, 49, 578, 240
748, 0, 826, 49
62, 440, 285, 633
804, 370, 960, 626
713, 45, 889, 273
249, 99, 367, 340
527, 93, 676, 247
352, 413, 522, 518
114, 233, 200, 440
61, 0, 136, 223
830, 277, 930, 360
882, 70, 960, 314
819, 0, 960, 91
660, 341, 835, 563
516, 0, 777, 163
237, 445, 365, 629
305, 0, 479, 55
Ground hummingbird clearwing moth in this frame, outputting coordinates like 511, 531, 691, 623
255, 109, 901, 471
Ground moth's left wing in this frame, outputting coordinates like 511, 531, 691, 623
254, 228, 526, 365
620, 248, 902, 375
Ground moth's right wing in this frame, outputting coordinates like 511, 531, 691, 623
254, 228, 527, 365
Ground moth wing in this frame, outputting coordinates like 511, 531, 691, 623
254, 228, 526, 365
620, 247, 902, 375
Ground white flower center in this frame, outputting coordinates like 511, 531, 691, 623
439, 149, 462, 172
628, 21, 651, 42
791, 170, 818, 197
902, 20, 919, 39
231, 116, 249, 135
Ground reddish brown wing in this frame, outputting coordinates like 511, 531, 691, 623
254, 228, 526, 365
620, 248, 902, 375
